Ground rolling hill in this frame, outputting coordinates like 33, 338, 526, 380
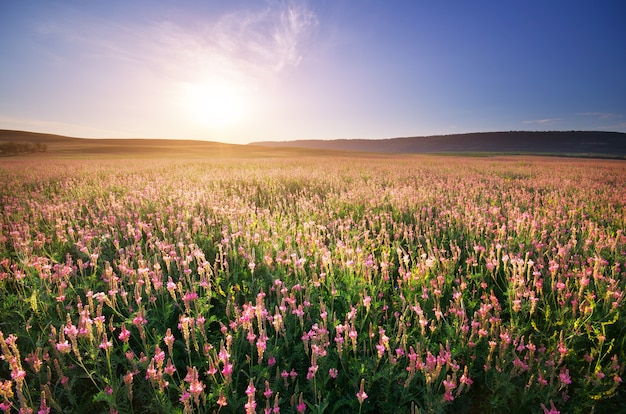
2, 129, 626, 159
253, 131, 626, 158
0, 129, 352, 158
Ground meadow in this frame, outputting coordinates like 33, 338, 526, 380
0, 155, 624, 413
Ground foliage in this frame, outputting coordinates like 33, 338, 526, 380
0, 142, 47, 156
0, 156, 624, 413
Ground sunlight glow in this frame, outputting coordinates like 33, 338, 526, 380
180, 80, 250, 129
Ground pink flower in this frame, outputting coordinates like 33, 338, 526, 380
182, 292, 198, 304
56, 341, 71, 354
38, 401, 51, 414
375, 343, 385, 358
356, 379, 368, 404
99, 334, 113, 350
167, 278, 177, 293
63, 323, 78, 339
179, 390, 190, 403
257, 334, 268, 361
217, 389, 228, 407
245, 400, 257, 414
145, 362, 158, 382
11, 368, 26, 381
460, 372, 473, 386
164, 359, 176, 376
272, 394, 281, 413
246, 380, 256, 396
559, 367, 572, 386
189, 379, 205, 398
537, 373, 548, 386
132, 314, 147, 327
540, 400, 560, 414
218, 345, 230, 363
123, 371, 134, 385
328, 368, 338, 379
297, 393, 306, 413
207, 361, 217, 376
307, 364, 318, 381
163, 328, 175, 348
118, 325, 131, 342
153, 345, 165, 366
222, 363, 233, 378
348, 328, 357, 340
186, 367, 205, 401
245, 379, 257, 414
442, 376, 456, 402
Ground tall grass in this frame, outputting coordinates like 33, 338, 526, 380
0, 156, 624, 413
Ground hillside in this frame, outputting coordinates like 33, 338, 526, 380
3, 129, 626, 159
253, 131, 626, 157
0, 129, 355, 159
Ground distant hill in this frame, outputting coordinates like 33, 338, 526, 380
0, 129, 352, 158
3, 129, 626, 159
253, 131, 626, 158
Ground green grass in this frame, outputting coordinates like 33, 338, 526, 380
0, 155, 624, 413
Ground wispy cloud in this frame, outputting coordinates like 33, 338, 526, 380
28, 0, 319, 136
578, 112, 623, 120
577, 112, 626, 131
522, 118, 563, 125
35, 1, 318, 83
205, 2, 318, 74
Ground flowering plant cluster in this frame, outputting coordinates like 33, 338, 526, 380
0, 156, 624, 413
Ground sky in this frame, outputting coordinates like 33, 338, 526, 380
1, 0, 625, 144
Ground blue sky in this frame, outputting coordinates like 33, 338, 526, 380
1, 0, 625, 144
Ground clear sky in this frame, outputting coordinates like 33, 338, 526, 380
1, 1, 625, 144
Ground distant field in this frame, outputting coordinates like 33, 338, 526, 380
0, 154, 624, 413
3, 129, 626, 159
0, 129, 366, 159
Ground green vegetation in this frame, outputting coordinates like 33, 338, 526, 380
0, 156, 624, 413
0, 142, 47, 156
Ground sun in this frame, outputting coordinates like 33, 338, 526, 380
181, 80, 249, 129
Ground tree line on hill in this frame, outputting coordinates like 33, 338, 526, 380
253, 131, 626, 157
0, 141, 48, 156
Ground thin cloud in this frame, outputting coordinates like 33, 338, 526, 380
27, 0, 319, 136
577, 113, 625, 131
522, 118, 563, 125
272, 3, 319, 69
35, 1, 318, 83
578, 112, 623, 120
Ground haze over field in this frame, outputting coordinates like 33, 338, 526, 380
1, 1, 625, 144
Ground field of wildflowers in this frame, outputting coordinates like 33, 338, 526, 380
0, 155, 624, 413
